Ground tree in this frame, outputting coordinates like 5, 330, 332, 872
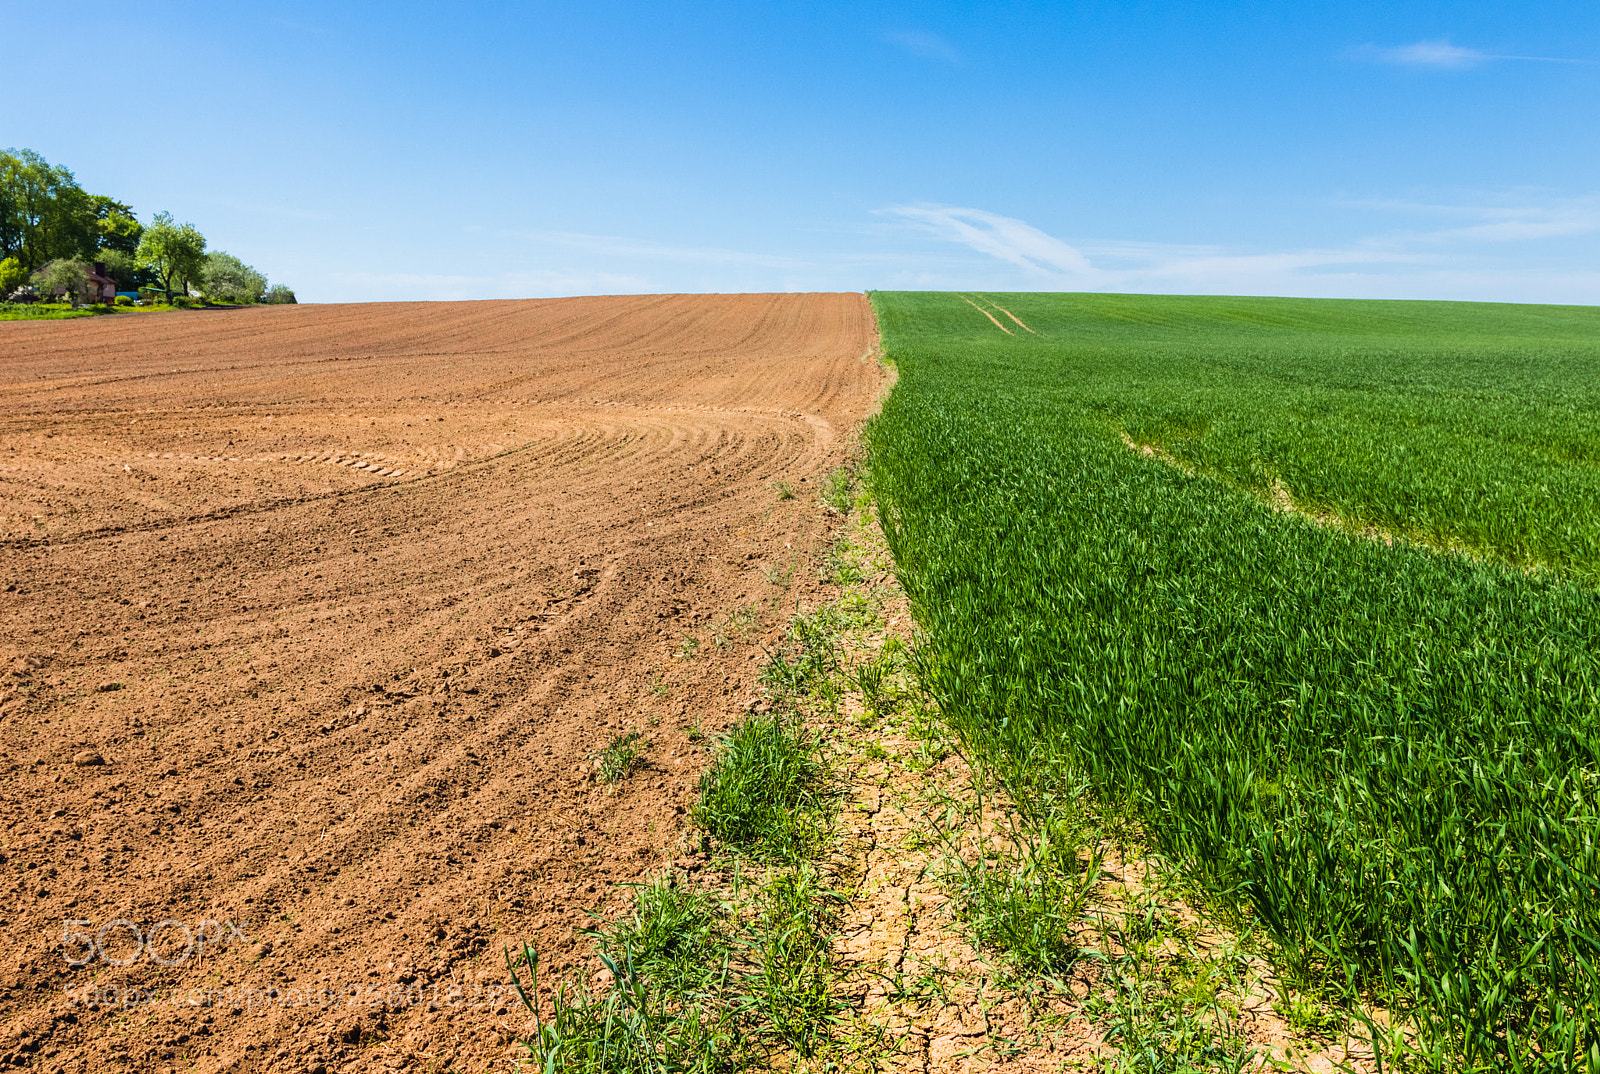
0, 256, 28, 297
0, 150, 141, 269
135, 212, 205, 303
0, 149, 281, 305
0, 154, 21, 263
97, 249, 143, 291
32, 259, 90, 306
94, 197, 143, 255
0, 149, 99, 269
200, 251, 266, 303
262, 284, 297, 304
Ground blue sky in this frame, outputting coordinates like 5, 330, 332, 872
8, 1, 1597, 303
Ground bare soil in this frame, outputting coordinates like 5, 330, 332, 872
0, 294, 884, 1073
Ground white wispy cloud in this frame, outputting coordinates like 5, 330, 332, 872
881, 206, 1096, 276
1422, 208, 1600, 243
1352, 38, 1594, 68
884, 30, 961, 64
1362, 39, 1488, 68
879, 196, 1600, 303
1335, 195, 1600, 244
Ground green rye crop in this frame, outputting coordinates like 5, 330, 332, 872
868, 291, 1600, 1073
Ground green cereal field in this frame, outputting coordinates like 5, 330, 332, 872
868, 291, 1600, 1072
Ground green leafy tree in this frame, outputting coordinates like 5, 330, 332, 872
0, 256, 27, 297
97, 249, 143, 291
33, 258, 90, 305
200, 251, 267, 303
262, 283, 297, 304
136, 212, 205, 303
0, 149, 99, 268
0, 154, 21, 262
94, 197, 143, 255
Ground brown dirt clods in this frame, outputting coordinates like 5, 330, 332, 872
0, 294, 884, 1072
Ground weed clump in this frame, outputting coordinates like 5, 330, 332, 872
742, 866, 839, 1054
945, 812, 1102, 976
509, 940, 737, 1074
1088, 893, 1258, 1074
590, 731, 648, 784
596, 877, 729, 995
510, 864, 847, 1070
820, 465, 857, 513
693, 712, 826, 862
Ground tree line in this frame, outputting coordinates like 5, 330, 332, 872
0, 148, 294, 305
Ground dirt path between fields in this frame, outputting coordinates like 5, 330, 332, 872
0, 294, 884, 1074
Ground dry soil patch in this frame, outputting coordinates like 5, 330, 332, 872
0, 294, 882, 1073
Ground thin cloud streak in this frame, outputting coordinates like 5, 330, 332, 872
883, 30, 961, 64
1352, 38, 1595, 68
882, 206, 1096, 276
882, 200, 1600, 303
1334, 195, 1600, 244
1363, 39, 1488, 68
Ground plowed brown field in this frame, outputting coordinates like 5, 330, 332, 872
0, 294, 884, 1073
